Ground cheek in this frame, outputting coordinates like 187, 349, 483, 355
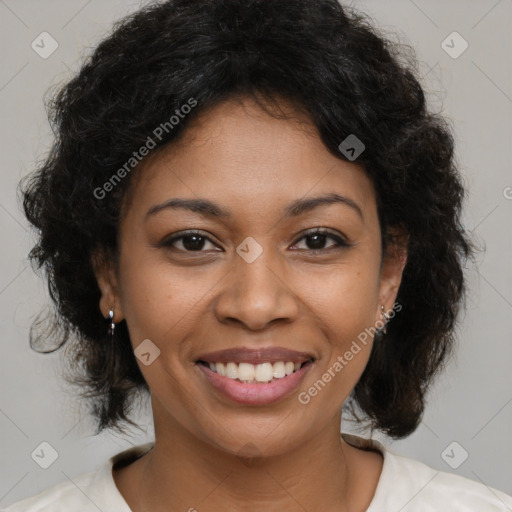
119, 264, 205, 346
117, 255, 208, 408
301, 258, 381, 342
299, 256, 381, 396
117, 244, 232, 377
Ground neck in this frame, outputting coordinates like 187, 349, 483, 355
116, 402, 382, 512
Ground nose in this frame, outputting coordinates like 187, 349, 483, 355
214, 246, 300, 331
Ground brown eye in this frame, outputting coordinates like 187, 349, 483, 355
161, 231, 219, 252
290, 229, 350, 252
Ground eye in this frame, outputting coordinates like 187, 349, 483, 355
160, 230, 220, 252
160, 228, 351, 254
289, 228, 350, 252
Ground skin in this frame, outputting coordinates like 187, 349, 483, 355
94, 96, 408, 511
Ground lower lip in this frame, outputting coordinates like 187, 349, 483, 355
196, 361, 313, 405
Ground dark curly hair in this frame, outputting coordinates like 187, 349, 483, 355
20, 0, 474, 439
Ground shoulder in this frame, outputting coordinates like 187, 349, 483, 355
376, 449, 512, 511
0, 470, 100, 512
342, 433, 512, 511
1, 442, 152, 512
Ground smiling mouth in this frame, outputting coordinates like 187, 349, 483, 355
196, 359, 313, 384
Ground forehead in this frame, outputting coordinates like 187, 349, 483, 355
124, 97, 377, 223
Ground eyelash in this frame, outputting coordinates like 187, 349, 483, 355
160, 228, 351, 254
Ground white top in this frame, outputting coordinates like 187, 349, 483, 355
2, 434, 511, 511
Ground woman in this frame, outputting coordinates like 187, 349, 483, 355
3, 0, 511, 510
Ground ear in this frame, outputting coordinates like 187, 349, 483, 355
375, 225, 408, 321
91, 250, 124, 322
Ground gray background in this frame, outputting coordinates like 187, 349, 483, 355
1, 0, 511, 507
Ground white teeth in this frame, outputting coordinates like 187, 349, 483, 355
225, 362, 238, 379
238, 362, 255, 382
255, 362, 274, 382
273, 361, 285, 378
215, 362, 226, 376
285, 362, 295, 375
205, 360, 307, 383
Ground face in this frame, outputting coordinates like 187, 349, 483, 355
95, 96, 406, 458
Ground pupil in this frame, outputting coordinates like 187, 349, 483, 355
308, 234, 326, 250
183, 235, 205, 251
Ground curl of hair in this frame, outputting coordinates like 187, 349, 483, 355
21, 0, 474, 438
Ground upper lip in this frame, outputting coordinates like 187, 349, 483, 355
196, 346, 315, 365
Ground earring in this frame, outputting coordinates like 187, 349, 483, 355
108, 307, 115, 340
102, 307, 117, 376
380, 305, 390, 334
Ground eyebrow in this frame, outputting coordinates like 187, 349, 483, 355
146, 192, 363, 220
